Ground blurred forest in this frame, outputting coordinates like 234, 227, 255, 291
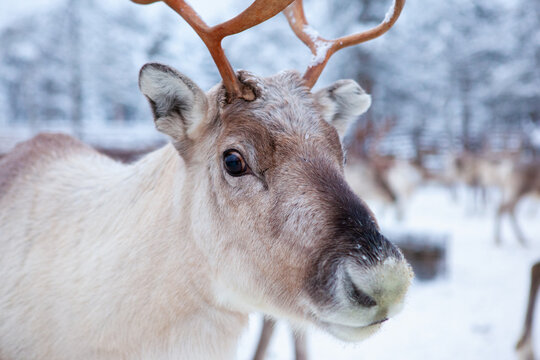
0, 0, 539, 163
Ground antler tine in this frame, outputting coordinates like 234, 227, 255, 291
132, 0, 295, 102
284, 0, 405, 89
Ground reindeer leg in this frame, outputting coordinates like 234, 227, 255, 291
481, 185, 488, 211
252, 318, 276, 360
509, 208, 527, 246
516, 262, 540, 360
293, 329, 308, 360
494, 204, 505, 246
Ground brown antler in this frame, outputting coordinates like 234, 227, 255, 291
284, 0, 405, 89
132, 0, 296, 101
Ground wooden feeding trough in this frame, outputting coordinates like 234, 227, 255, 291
387, 231, 448, 281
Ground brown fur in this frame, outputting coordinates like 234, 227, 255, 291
201, 71, 404, 313
495, 159, 540, 245
516, 261, 540, 359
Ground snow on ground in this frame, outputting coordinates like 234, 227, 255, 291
237, 185, 540, 360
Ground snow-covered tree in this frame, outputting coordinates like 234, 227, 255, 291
0, 0, 537, 155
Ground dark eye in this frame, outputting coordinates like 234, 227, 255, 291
223, 150, 248, 176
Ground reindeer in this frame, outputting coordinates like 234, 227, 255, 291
516, 261, 540, 360
345, 118, 398, 210
447, 151, 538, 245
446, 151, 490, 212
0, 1, 412, 359
495, 158, 540, 245
345, 118, 423, 220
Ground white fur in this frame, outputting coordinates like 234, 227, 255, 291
139, 63, 208, 139
314, 258, 409, 337
315, 79, 372, 138
0, 145, 247, 360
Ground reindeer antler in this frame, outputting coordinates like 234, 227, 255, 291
132, 0, 295, 102
284, 0, 405, 89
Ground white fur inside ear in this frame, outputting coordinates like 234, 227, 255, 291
139, 66, 193, 106
315, 79, 372, 139
332, 80, 372, 116
139, 63, 207, 139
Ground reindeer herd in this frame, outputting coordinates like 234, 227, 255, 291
447, 151, 540, 245
0, 0, 538, 359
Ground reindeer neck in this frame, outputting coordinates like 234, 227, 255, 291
116, 144, 248, 357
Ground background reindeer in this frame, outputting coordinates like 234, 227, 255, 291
516, 261, 540, 360
345, 118, 424, 220
445, 150, 539, 245
495, 158, 540, 245
345, 118, 398, 210
0, 1, 413, 359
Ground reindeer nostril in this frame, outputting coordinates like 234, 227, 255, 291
345, 272, 377, 307
350, 282, 377, 307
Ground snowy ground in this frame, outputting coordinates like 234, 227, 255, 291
237, 185, 540, 360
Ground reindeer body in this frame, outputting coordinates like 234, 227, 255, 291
495, 159, 540, 245
345, 158, 423, 220
0, 135, 246, 359
0, 67, 412, 360
345, 160, 397, 206
448, 152, 539, 245
1, 0, 412, 357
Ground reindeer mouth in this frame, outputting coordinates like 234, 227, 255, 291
318, 317, 389, 342
321, 317, 388, 329
367, 317, 389, 326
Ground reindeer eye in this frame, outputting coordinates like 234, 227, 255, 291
223, 150, 247, 176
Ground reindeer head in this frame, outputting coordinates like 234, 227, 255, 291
135, 0, 411, 342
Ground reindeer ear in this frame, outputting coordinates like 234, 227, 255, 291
315, 79, 371, 139
139, 63, 208, 141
